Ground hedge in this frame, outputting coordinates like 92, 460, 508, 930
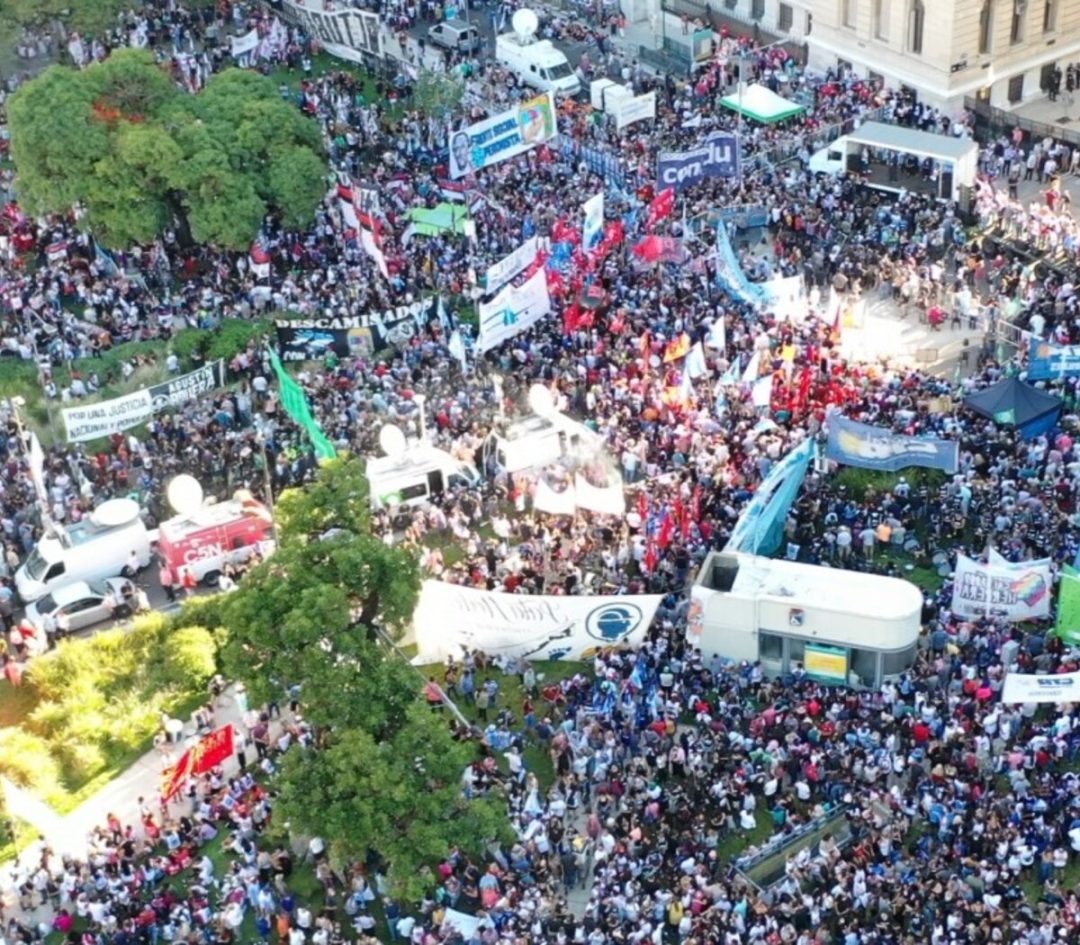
0, 612, 219, 813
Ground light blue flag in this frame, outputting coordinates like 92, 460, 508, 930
725, 438, 815, 557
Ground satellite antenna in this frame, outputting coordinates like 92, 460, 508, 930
379, 424, 408, 459
528, 383, 555, 417
512, 8, 539, 41
167, 475, 205, 516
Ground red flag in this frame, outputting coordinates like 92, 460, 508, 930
646, 187, 675, 229
691, 484, 702, 524
637, 491, 648, 523
674, 496, 687, 540
643, 538, 658, 573
190, 723, 234, 775
160, 749, 193, 802
657, 510, 674, 549
562, 302, 582, 334
604, 219, 624, 245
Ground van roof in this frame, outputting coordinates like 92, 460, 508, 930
498, 35, 564, 64
442, 21, 475, 33
500, 415, 558, 441
66, 498, 142, 546
367, 446, 464, 481
159, 499, 261, 541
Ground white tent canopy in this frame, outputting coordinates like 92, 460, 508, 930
719, 83, 804, 123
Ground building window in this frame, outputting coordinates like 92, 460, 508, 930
842, 0, 857, 28
759, 632, 783, 662
1008, 73, 1025, 102
873, 0, 888, 39
1044, 0, 1057, 31
752, 0, 766, 20
908, 0, 924, 53
779, 2, 794, 31
1011, 0, 1026, 43
724, 0, 737, 9
979, 1, 993, 54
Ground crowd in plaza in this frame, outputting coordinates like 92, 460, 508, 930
7, 1, 1080, 944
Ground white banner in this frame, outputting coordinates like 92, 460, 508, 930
574, 472, 625, 515
277, 0, 382, 61
615, 91, 656, 131
1002, 671, 1080, 704
448, 93, 558, 179
485, 236, 539, 293
582, 192, 604, 250
534, 477, 577, 516
62, 361, 226, 442
761, 274, 806, 322
230, 28, 260, 57
950, 554, 1052, 621
477, 269, 551, 354
413, 580, 663, 662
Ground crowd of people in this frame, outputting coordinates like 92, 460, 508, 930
6, 0, 1080, 943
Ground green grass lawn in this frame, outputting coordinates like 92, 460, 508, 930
0, 817, 37, 864
419, 659, 584, 789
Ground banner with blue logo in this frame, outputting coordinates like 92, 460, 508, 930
476, 268, 551, 354
412, 580, 663, 662
714, 223, 769, 306
657, 133, 740, 192
1002, 670, 1080, 703
1027, 337, 1080, 380
725, 438, 815, 557
562, 139, 626, 187
826, 415, 958, 473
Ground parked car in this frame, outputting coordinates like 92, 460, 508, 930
25, 577, 135, 635
427, 21, 483, 53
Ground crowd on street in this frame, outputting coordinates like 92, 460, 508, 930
7, 1, 1080, 944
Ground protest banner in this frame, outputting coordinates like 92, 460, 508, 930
62, 361, 226, 442
657, 133, 740, 192
484, 236, 539, 293
1001, 671, 1080, 704
448, 93, 557, 179
412, 581, 662, 662
476, 269, 551, 354
277, 0, 381, 61
161, 724, 235, 801
275, 299, 441, 361
614, 91, 656, 131
825, 415, 959, 473
951, 554, 1051, 621
1027, 337, 1080, 380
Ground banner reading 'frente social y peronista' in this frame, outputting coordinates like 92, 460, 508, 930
62, 360, 226, 442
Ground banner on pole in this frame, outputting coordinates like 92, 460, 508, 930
413, 581, 662, 662
161, 724, 235, 800
582, 192, 604, 250
277, 0, 382, 61
62, 361, 226, 442
1027, 337, 1080, 380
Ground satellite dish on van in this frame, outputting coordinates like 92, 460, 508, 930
91, 497, 142, 528
379, 424, 408, 458
167, 475, 205, 516
527, 383, 555, 417
512, 8, 539, 40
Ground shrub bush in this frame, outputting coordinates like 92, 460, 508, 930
0, 728, 61, 793
17, 612, 220, 804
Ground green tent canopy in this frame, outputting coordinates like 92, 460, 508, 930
405, 203, 469, 237
719, 83, 804, 123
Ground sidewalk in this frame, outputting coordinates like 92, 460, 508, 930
0, 686, 280, 924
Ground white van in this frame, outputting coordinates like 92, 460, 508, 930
16, 498, 152, 603
495, 34, 581, 96
808, 136, 849, 176
481, 413, 602, 476
367, 446, 481, 513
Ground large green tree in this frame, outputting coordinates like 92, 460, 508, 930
7, 49, 327, 249
220, 456, 508, 897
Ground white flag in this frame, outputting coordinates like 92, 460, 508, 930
448, 330, 467, 371
706, 316, 726, 350
685, 342, 708, 380
752, 374, 773, 408
741, 349, 761, 384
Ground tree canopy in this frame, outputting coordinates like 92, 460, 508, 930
7, 49, 327, 249
218, 456, 507, 895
